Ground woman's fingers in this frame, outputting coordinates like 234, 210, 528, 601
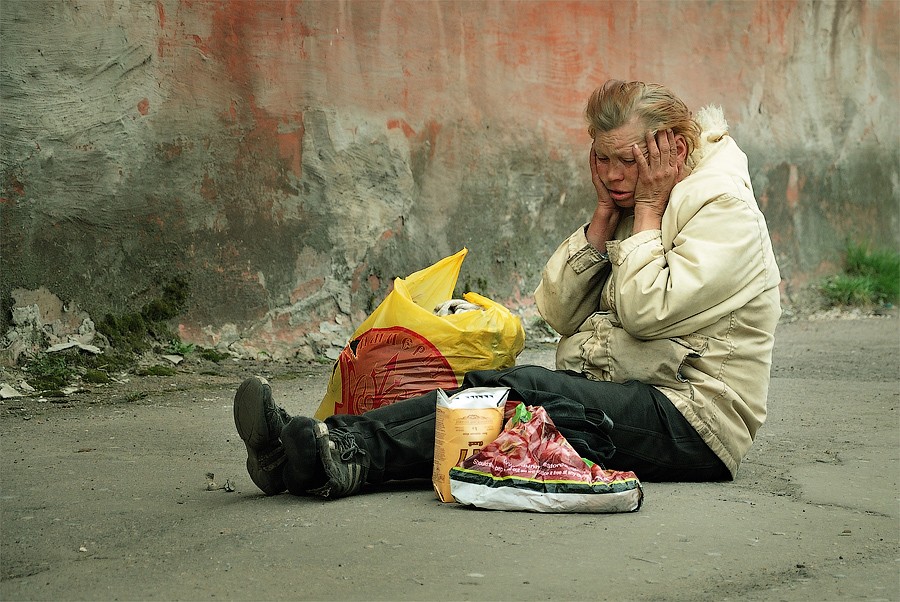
646, 129, 661, 163
637, 129, 676, 171
632, 129, 680, 207
665, 129, 677, 166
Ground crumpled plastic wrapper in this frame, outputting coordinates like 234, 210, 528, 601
433, 299, 484, 316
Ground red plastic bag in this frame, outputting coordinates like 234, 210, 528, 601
314, 249, 524, 419
449, 404, 643, 513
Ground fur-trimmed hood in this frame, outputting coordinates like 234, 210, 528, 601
687, 105, 730, 169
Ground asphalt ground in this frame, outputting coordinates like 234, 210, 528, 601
1, 315, 898, 601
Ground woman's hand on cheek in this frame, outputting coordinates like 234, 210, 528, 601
586, 147, 621, 251
590, 149, 615, 206
632, 129, 679, 231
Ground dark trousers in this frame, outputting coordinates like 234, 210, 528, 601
313, 365, 730, 484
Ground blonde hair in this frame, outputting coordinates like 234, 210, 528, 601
585, 80, 700, 156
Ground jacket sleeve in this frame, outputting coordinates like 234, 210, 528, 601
534, 225, 611, 337
607, 193, 778, 340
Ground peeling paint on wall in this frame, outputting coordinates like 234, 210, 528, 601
1, 0, 897, 359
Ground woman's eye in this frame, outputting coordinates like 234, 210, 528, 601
622, 158, 635, 165
597, 157, 609, 163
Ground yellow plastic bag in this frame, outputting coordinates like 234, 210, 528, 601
314, 249, 525, 419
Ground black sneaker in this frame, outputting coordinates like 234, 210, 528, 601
306, 421, 369, 499
233, 376, 291, 496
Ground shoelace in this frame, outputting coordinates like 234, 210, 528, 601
262, 405, 291, 442
329, 429, 367, 462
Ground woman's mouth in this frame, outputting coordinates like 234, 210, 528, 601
608, 189, 632, 202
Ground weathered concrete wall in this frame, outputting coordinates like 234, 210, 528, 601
2, 0, 897, 359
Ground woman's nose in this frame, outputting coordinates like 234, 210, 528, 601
607, 160, 624, 182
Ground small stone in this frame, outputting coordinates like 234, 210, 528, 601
0, 384, 23, 399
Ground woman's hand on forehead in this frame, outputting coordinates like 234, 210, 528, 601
633, 129, 679, 199
631, 129, 660, 159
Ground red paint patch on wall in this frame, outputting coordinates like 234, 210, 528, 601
222, 99, 239, 123
155, 1, 167, 57
387, 118, 416, 138
417, 120, 442, 161
6, 174, 25, 197
158, 142, 185, 161
232, 95, 305, 185
349, 263, 367, 295
188, 0, 308, 186
276, 123, 304, 179
200, 174, 217, 200
240, 267, 263, 284
190, 34, 213, 59
178, 323, 216, 348
785, 164, 802, 209
137, 98, 150, 115
290, 277, 325, 304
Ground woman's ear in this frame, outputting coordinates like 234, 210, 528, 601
675, 134, 688, 163
674, 134, 689, 182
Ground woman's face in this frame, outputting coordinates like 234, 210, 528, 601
591, 117, 652, 208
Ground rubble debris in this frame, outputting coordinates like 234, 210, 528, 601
0, 384, 23, 399
1, 288, 105, 365
205, 472, 236, 492
46, 342, 102, 354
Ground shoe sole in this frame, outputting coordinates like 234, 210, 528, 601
234, 376, 286, 495
234, 376, 271, 449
